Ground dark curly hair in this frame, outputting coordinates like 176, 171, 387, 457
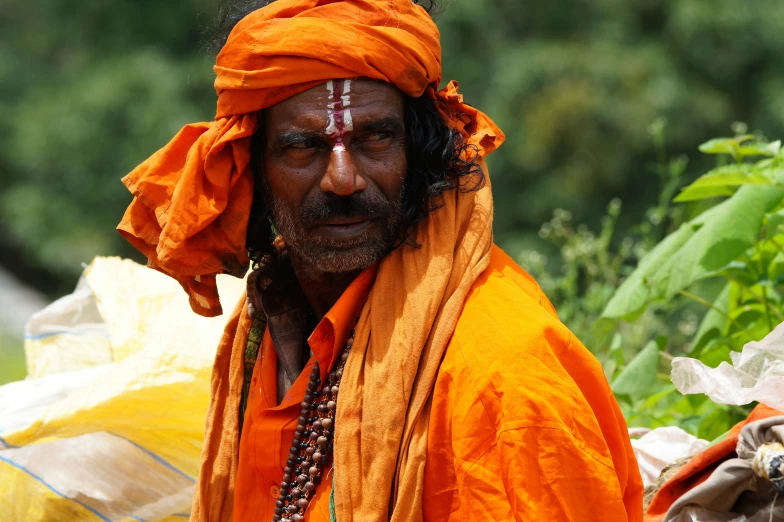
206, 0, 483, 270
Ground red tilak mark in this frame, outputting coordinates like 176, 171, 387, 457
330, 79, 347, 146
325, 79, 356, 193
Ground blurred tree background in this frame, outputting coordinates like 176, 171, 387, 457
2, 0, 784, 386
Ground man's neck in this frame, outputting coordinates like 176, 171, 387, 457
289, 259, 362, 320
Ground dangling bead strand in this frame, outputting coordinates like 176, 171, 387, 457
272, 332, 354, 522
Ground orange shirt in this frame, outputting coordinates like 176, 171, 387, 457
234, 245, 643, 521
233, 265, 377, 522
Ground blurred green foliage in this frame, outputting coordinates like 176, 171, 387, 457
439, 0, 784, 252
0, 0, 216, 294
3, 0, 784, 298
0, 330, 26, 384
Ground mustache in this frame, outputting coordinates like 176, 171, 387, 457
300, 191, 392, 226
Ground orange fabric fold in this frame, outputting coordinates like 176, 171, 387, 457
117, 0, 502, 317
191, 293, 250, 521
119, 119, 256, 316
332, 152, 495, 520
644, 404, 784, 522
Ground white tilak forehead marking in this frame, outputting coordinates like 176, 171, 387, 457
324, 79, 353, 138
341, 79, 353, 131
325, 80, 338, 137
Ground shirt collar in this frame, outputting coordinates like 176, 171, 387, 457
251, 254, 378, 384
308, 262, 378, 373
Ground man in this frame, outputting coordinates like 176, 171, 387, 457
118, 0, 644, 520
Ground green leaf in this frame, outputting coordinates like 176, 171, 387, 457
697, 406, 732, 441
691, 283, 730, 355
644, 384, 677, 409
673, 185, 735, 202
611, 341, 660, 396
609, 333, 624, 365
768, 251, 784, 283
686, 393, 709, 411
720, 260, 759, 286
591, 316, 617, 349
767, 209, 784, 236
708, 430, 730, 447
737, 140, 781, 158
728, 304, 771, 342
699, 135, 753, 155
602, 357, 617, 382
678, 416, 703, 437
601, 218, 702, 321
730, 305, 765, 329
698, 137, 780, 162
601, 185, 784, 320
674, 164, 774, 203
698, 344, 732, 368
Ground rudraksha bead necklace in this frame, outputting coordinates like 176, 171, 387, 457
272, 332, 354, 522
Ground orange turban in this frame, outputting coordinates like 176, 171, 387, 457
117, 0, 503, 317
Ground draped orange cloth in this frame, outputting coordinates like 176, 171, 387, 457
233, 247, 645, 522
117, 1, 642, 520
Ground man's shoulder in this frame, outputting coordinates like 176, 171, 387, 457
429, 247, 637, 516
454, 243, 567, 351
442, 245, 614, 451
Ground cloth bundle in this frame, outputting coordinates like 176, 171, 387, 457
664, 415, 784, 522
0, 257, 244, 522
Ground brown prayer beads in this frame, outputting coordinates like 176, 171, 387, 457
271, 333, 354, 522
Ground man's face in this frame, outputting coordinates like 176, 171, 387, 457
261, 78, 407, 274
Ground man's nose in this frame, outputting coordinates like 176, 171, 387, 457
319, 145, 367, 196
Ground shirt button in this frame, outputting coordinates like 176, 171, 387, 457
270, 485, 280, 498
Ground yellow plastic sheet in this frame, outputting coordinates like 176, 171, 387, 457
0, 257, 245, 521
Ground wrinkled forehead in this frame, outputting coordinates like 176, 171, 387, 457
264, 78, 406, 131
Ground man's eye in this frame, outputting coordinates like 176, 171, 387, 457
288, 141, 316, 149
365, 132, 391, 141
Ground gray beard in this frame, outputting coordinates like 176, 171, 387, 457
267, 191, 403, 275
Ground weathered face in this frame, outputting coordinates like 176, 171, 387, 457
261, 78, 407, 274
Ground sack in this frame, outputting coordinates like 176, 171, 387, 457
664, 416, 784, 522
0, 257, 244, 522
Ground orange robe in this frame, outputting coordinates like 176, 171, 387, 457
233, 245, 644, 521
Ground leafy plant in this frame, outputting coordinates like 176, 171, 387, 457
522, 123, 784, 438
603, 127, 784, 437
